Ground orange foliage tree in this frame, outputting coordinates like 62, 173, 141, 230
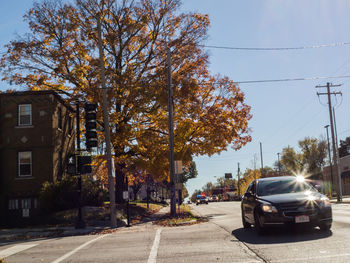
0, 0, 252, 201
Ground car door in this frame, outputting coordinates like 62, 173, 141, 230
242, 182, 254, 223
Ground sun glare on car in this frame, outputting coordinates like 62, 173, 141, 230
296, 175, 305, 183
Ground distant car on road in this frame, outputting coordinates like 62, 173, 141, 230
241, 176, 332, 235
211, 195, 218, 202
196, 195, 209, 205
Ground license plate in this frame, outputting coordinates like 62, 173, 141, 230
295, 215, 310, 223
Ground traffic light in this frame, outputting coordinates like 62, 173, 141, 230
84, 103, 98, 150
67, 154, 77, 175
78, 155, 92, 174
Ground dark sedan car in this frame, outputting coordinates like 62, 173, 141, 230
241, 176, 332, 234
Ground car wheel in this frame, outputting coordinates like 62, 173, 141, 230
254, 209, 265, 235
319, 223, 332, 231
241, 211, 251, 229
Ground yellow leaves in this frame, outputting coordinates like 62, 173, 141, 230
0, 0, 252, 183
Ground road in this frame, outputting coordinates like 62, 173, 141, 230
1, 202, 350, 263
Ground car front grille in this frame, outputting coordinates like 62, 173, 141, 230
278, 201, 318, 217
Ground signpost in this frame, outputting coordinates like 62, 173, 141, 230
174, 160, 183, 213
225, 173, 232, 179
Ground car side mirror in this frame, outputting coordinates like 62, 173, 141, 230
244, 192, 253, 198
314, 185, 321, 192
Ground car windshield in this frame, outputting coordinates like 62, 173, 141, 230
257, 179, 315, 196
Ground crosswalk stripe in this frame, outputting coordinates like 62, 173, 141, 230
51, 234, 109, 263
147, 229, 162, 263
0, 244, 38, 259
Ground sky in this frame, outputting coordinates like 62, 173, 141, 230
1, 1, 350, 196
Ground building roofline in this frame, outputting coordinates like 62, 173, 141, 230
0, 90, 75, 112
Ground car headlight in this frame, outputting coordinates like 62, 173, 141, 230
317, 196, 331, 207
261, 203, 278, 213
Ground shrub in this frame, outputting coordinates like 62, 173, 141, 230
39, 176, 106, 213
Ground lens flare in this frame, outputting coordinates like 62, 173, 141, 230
296, 175, 305, 183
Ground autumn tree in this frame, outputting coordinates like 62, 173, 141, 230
280, 146, 303, 173
180, 161, 198, 184
1, 0, 252, 202
216, 177, 237, 190
239, 168, 261, 193
202, 182, 214, 196
280, 137, 327, 179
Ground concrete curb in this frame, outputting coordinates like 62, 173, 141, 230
0, 206, 170, 242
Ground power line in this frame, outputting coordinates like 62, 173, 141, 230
234, 75, 350, 84
201, 41, 350, 51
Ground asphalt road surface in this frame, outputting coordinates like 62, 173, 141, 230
1, 201, 350, 263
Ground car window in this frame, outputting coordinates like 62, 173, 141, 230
251, 181, 256, 194
245, 183, 253, 193
257, 179, 314, 196
245, 182, 253, 194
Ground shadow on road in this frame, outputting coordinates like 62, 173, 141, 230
204, 214, 227, 219
231, 225, 332, 244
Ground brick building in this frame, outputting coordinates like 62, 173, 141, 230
323, 155, 350, 196
0, 90, 75, 224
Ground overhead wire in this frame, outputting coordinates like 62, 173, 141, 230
234, 75, 350, 84
200, 41, 350, 51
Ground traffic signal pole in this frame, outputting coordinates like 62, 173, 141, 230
75, 100, 86, 229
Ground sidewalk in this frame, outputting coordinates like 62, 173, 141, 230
0, 206, 170, 243
330, 196, 350, 204
0, 225, 116, 243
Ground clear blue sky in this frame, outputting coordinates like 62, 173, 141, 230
1, 1, 350, 196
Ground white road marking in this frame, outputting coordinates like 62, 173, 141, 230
0, 243, 38, 258
147, 229, 162, 263
51, 234, 109, 263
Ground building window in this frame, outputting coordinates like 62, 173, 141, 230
18, 151, 32, 177
58, 107, 62, 129
9, 199, 19, 210
18, 104, 32, 126
21, 199, 31, 209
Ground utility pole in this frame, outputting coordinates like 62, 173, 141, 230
97, 19, 117, 227
277, 153, 281, 174
324, 125, 334, 196
333, 107, 339, 147
253, 154, 257, 179
316, 82, 342, 202
167, 48, 176, 217
260, 142, 264, 177
237, 163, 241, 197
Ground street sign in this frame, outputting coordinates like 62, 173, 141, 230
123, 191, 129, 200
225, 173, 232, 178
